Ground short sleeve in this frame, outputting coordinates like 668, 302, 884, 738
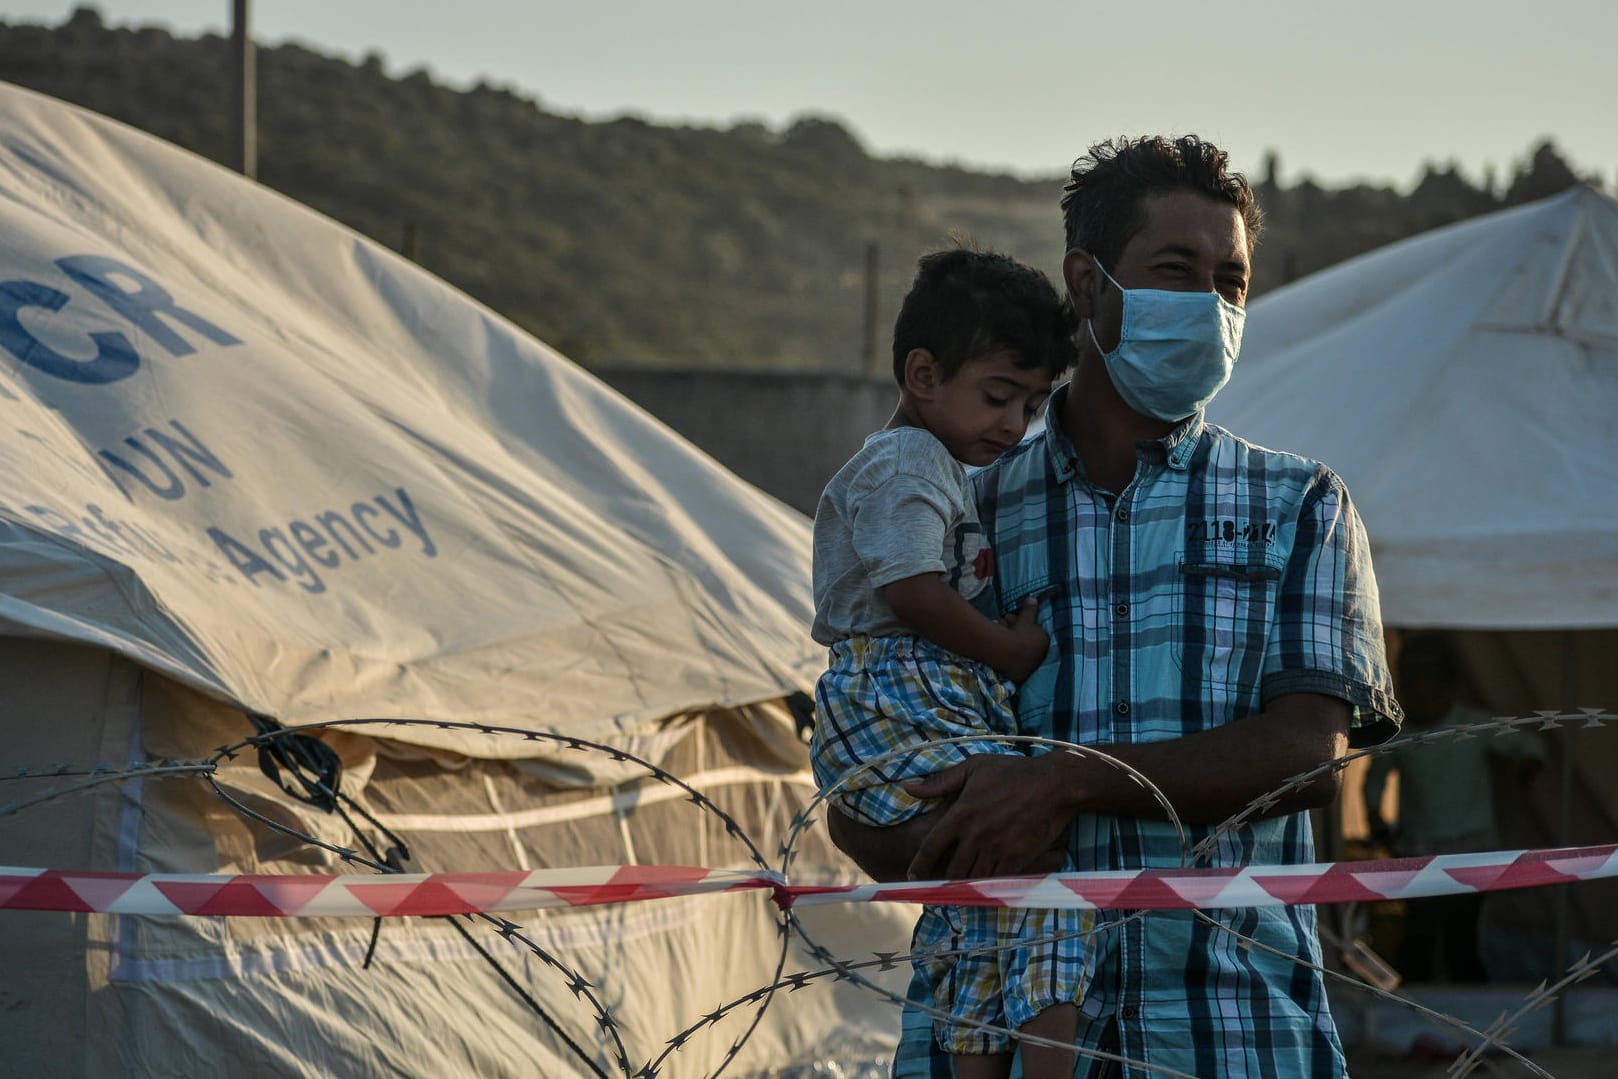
1260, 470, 1402, 747
840, 430, 969, 591
849, 472, 960, 589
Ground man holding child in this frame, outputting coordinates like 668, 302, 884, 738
829, 134, 1401, 1078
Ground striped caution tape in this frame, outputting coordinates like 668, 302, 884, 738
0, 864, 776, 917
783, 842, 1618, 910
3, 843, 1615, 918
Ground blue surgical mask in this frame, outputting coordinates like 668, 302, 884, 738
1086, 260, 1245, 421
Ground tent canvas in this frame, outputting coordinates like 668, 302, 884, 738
1207, 186, 1618, 981
0, 80, 910, 1076
1207, 185, 1618, 631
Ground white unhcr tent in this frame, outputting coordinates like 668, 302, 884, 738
0, 82, 908, 1075
1207, 185, 1618, 979
1210, 185, 1618, 629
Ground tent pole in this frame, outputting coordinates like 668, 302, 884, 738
231, 0, 256, 179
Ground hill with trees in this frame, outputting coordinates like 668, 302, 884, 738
0, 7, 1600, 371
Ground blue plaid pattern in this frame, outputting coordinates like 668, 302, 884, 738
894, 385, 1401, 1079
913, 879, 1095, 1055
813, 633, 1093, 1058
812, 634, 1020, 826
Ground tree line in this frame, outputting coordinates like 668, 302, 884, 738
0, 7, 1601, 371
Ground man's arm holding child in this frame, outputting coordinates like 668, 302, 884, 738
901, 694, 1349, 879
829, 693, 1349, 881
882, 575, 1047, 683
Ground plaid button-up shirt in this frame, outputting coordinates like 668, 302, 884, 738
895, 385, 1401, 1078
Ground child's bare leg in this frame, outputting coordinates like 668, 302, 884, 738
950, 1051, 1014, 1079
1017, 1002, 1079, 1079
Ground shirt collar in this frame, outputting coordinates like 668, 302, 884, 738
1161, 411, 1204, 471
1039, 383, 1206, 482
1039, 383, 1083, 484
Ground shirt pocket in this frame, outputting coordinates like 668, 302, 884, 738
1170, 541, 1283, 694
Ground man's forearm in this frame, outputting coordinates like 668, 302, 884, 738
837, 693, 1353, 882
1051, 693, 1352, 825
903, 693, 1354, 879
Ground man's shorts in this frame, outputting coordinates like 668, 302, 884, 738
811, 633, 1019, 826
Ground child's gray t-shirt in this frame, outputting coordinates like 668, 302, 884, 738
810, 426, 993, 646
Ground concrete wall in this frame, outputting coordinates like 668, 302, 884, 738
595, 367, 894, 516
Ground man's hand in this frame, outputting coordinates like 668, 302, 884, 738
902, 753, 1075, 880
998, 596, 1050, 683
826, 784, 1070, 883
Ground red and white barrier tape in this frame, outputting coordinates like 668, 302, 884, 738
784, 843, 1618, 910
3, 843, 1615, 918
0, 864, 773, 918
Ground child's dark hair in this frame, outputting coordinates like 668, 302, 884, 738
891, 248, 1077, 386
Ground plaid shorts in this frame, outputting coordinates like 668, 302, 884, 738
813, 634, 1092, 1054
811, 634, 1020, 826
913, 877, 1095, 1054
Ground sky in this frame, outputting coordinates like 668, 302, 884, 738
3, 1, 1612, 190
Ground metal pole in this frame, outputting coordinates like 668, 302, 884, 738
231, 0, 257, 179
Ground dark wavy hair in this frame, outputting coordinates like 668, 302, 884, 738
891, 247, 1077, 386
1060, 135, 1263, 268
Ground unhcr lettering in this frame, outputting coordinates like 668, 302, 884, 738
0, 253, 242, 385
206, 486, 437, 594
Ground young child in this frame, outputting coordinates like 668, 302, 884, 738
810, 248, 1087, 1079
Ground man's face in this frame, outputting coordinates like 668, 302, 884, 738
1078, 190, 1251, 353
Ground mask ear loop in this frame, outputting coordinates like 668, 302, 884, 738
1085, 317, 1109, 357
1085, 256, 1123, 357
1090, 258, 1124, 295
